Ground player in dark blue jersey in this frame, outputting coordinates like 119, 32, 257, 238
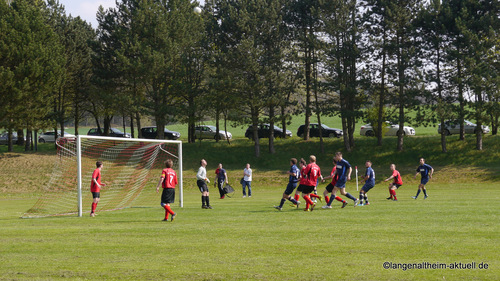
359, 160, 375, 206
274, 158, 301, 210
413, 158, 434, 199
322, 152, 358, 209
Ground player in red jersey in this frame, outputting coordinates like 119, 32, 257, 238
384, 164, 403, 201
156, 159, 178, 221
321, 158, 347, 208
301, 155, 323, 211
90, 161, 106, 217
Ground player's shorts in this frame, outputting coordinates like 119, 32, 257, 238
297, 184, 306, 192
390, 183, 402, 189
91, 192, 100, 199
421, 178, 429, 185
361, 183, 375, 192
325, 183, 335, 193
161, 188, 175, 204
284, 182, 298, 195
302, 185, 315, 194
197, 180, 208, 193
335, 178, 347, 188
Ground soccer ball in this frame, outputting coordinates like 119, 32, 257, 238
194, 7, 202, 14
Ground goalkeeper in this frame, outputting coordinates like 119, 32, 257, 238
90, 161, 106, 217
197, 159, 212, 209
156, 159, 178, 221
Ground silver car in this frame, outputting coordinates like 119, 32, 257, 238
360, 122, 415, 136
438, 120, 490, 135
38, 131, 76, 143
0, 132, 22, 145
194, 125, 232, 140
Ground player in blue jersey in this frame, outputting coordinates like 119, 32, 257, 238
359, 160, 375, 206
413, 158, 434, 199
274, 158, 301, 210
322, 152, 359, 209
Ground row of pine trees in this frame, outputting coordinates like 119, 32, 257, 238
0, 0, 498, 156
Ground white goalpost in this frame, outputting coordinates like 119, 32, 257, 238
24, 135, 182, 218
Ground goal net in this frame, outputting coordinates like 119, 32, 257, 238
23, 135, 183, 218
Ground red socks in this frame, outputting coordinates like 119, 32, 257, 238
91, 202, 97, 213
294, 194, 300, 201
390, 190, 397, 200
303, 195, 314, 206
164, 205, 174, 220
310, 194, 320, 198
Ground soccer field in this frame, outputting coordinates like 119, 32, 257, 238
1, 182, 498, 280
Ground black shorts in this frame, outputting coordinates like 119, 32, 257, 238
297, 184, 306, 192
324, 183, 335, 193
91, 192, 100, 199
161, 188, 175, 204
390, 183, 402, 189
302, 185, 315, 194
197, 180, 208, 193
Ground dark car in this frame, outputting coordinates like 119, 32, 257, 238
87, 128, 131, 138
245, 124, 292, 139
140, 126, 181, 140
297, 123, 343, 138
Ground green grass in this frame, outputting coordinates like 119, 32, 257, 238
1, 183, 499, 280
1, 130, 499, 280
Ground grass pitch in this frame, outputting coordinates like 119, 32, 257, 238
1, 182, 498, 280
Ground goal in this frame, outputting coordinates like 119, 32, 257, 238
23, 135, 183, 218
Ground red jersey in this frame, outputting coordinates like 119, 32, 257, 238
330, 166, 338, 185
392, 170, 403, 185
161, 168, 178, 189
90, 168, 101, 193
299, 166, 308, 185
304, 163, 321, 187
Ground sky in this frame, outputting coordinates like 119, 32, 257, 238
57, 0, 204, 28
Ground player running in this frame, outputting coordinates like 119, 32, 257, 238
321, 158, 347, 208
274, 158, 301, 211
413, 158, 434, 199
322, 152, 358, 209
197, 159, 212, 209
90, 161, 106, 217
384, 164, 403, 201
156, 159, 178, 221
359, 160, 375, 206
301, 155, 322, 211
293, 158, 307, 205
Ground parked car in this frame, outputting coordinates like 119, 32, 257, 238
194, 125, 232, 140
87, 128, 131, 138
0, 132, 22, 145
140, 126, 181, 140
297, 123, 343, 138
244, 124, 292, 139
360, 121, 415, 137
438, 120, 490, 135
38, 131, 76, 143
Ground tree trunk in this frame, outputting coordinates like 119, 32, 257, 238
251, 107, 260, 158
215, 108, 220, 142
304, 45, 311, 141
136, 112, 142, 138
457, 53, 465, 140
130, 115, 135, 138
269, 105, 275, 154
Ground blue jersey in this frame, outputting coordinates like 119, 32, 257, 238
365, 167, 375, 186
217, 168, 226, 182
336, 159, 351, 181
289, 164, 300, 183
417, 164, 433, 179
